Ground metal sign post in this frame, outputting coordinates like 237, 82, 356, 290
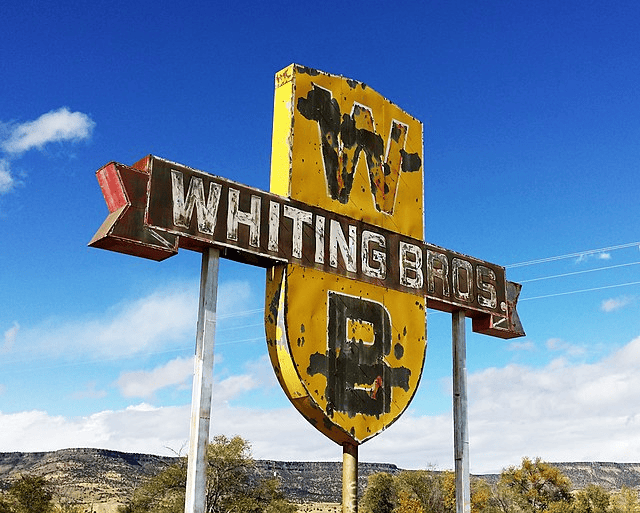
342, 443, 358, 513
184, 247, 220, 513
452, 310, 470, 513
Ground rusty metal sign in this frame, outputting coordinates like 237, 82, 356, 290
269, 64, 422, 445
89, 156, 522, 331
89, 63, 524, 449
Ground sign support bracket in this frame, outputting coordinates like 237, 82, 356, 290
453, 310, 471, 513
185, 247, 220, 513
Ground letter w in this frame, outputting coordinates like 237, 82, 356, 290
171, 170, 221, 235
297, 84, 421, 215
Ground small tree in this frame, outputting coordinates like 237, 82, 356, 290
470, 478, 493, 513
0, 495, 13, 513
205, 435, 254, 512
396, 490, 426, 513
7, 475, 54, 513
572, 485, 611, 513
396, 470, 451, 513
361, 472, 397, 513
119, 435, 295, 513
611, 487, 640, 513
498, 457, 573, 513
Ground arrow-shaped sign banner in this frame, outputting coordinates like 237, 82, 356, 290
90, 155, 524, 339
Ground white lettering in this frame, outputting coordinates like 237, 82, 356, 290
329, 220, 357, 273
476, 265, 497, 309
427, 250, 450, 297
452, 258, 473, 303
268, 201, 280, 252
315, 216, 325, 264
399, 241, 423, 289
227, 189, 261, 247
361, 230, 386, 279
283, 205, 313, 259
171, 170, 221, 235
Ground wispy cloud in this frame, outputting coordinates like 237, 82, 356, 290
9, 280, 258, 361
115, 356, 195, 398
24, 286, 199, 359
575, 251, 611, 263
215, 374, 259, 403
114, 354, 267, 402
2, 322, 19, 352
601, 296, 635, 312
1, 108, 95, 155
507, 340, 535, 351
0, 107, 95, 195
71, 381, 108, 400
0, 159, 13, 194
546, 337, 586, 357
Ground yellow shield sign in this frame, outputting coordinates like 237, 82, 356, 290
265, 64, 426, 445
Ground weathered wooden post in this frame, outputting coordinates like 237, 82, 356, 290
184, 247, 220, 513
452, 310, 470, 513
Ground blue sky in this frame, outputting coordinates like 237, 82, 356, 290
1, 0, 639, 473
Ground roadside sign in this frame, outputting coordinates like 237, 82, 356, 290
89, 63, 525, 513
266, 64, 427, 444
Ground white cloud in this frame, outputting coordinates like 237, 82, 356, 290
546, 337, 585, 357
2, 322, 19, 352
601, 296, 634, 312
116, 356, 195, 398
0, 405, 191, 455
575, 251, 612, 263
1, 107, 95, 155
507, 340, 535, 351
466, 335, 640, 471
0, 402, 321, 460
13, 279, 258, 361
71, 381, 108, 400
0, 108, 95, 196
215, 374, 259, 403
5, 334, 640, 474
22, 285, 199, 359
0, 159, 14, 193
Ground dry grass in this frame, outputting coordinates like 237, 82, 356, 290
296, 503, 341, 512
72, 500, 342, 513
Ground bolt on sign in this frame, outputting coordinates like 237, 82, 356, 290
89, 64, 525, 449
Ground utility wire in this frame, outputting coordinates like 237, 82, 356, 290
521, 280, 640, 302
519, 261, 640, 283
506, 242, 640, 268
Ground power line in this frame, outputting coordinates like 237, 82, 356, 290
506, 242, 640, 268
519, 261, 640, 283
520, 280, 640, 302
217, 308, 263, 319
